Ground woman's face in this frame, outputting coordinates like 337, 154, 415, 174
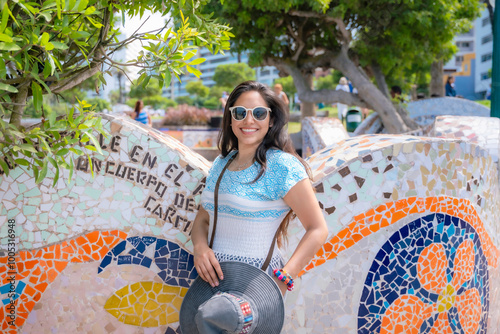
230, 91, 272, 152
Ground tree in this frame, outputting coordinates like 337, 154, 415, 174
205, 0, 481, 133
212, 63, 255, 88
0, 0, 231, 183
185, 80, 209, 98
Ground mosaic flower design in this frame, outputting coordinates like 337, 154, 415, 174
358, 213, 489, 333
381, 240, 480, 333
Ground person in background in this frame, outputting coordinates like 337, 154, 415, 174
133, 100, 152, 126
445, 76, 457, 97
390, 85, 402, 100
335, 77, 350, 122
220, 91, 229, 109
273, 83, 289, 108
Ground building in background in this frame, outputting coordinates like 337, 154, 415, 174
444, 8, 493, 100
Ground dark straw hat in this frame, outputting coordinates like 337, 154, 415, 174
179, 261, 284, 334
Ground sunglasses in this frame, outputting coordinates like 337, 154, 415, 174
229, 106, 272, 121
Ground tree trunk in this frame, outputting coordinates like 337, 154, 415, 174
10, 85, 28, 128
429, 60, 444, 97
267, 52, 413, 133
331, 50, 410, 133
301, 73, 315, 117
372, 62, 391, 99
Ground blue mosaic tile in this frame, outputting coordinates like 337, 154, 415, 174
98, 236, 198, 287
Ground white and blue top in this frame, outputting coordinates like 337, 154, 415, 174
201, 149, 309, 273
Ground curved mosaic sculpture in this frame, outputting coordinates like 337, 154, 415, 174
1, 114, 500, 334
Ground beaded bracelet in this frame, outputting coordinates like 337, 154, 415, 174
273, 268, 295, 291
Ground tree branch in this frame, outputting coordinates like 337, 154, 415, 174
9, 85, 28, 127
267, 58, 370, 107
288, 10, 352, 45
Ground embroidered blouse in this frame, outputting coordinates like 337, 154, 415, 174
200, 149, 308, 272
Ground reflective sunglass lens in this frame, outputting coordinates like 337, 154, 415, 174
232, 107, 247, 120
253, 107, 268, 120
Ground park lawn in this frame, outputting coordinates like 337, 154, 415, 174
476, 100, 491, 108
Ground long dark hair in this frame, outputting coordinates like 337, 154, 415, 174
134, 100, 144, 118
218, 81, 311, 247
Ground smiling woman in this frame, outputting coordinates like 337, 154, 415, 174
182, 81, 329, 333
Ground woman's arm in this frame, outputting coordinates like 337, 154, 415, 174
277, 179, 328, 293
191, 206, 223, 287
147, 113, 152, 126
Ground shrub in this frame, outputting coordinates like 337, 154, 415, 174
162, 104, 211, 126
143, 95, 177, 109
203, 97, 220, 110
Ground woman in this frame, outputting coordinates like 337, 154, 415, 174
445, 76, 457, 97
335, 77, 350, 122
133, 100, 152, 126
191, 81, 328, 295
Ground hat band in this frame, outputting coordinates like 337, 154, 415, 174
217, 292, 254, 333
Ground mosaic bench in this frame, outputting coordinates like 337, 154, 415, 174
1, 114, 499, 333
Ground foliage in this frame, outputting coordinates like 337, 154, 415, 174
86, 97, 111, 112
203, 96, 219, 110
0, 100, 105, 184
108, 90, 120, 105
274, 76, 296, 95
209, 85, 232, 99
204, 0, 482, 132
315, 75, 335, 91
175, 95, 194, 105
212, 63, 255, 88
185, 80, 209, 98
59, 87, 88, 105
0, 0, 232, 185
129, 78, 162, 99
23, 100, 53, 118
162, 104, 211, 125
143, 95, 177, 109
126, 98, 138, 109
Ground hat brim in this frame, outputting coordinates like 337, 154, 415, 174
180, 261, 284, 334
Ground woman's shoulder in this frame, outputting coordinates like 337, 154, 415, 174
266, 149, 305, 170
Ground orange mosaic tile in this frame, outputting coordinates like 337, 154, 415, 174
0, 230, 127, 331
299, 196, 499, 277
380, 295, 433, 334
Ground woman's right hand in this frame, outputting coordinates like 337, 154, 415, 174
194, 245, 223, 287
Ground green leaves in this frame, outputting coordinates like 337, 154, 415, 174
31, 81, 43, 111
0, 96, 108, 184
0, 0, 232, 187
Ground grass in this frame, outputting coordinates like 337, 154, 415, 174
476, 100, 491, 108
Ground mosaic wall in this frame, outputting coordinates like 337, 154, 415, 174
281, 132, 500, 333
1, 113, 500, 333
301, 117, 348, 157
431, 115, 500, 164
